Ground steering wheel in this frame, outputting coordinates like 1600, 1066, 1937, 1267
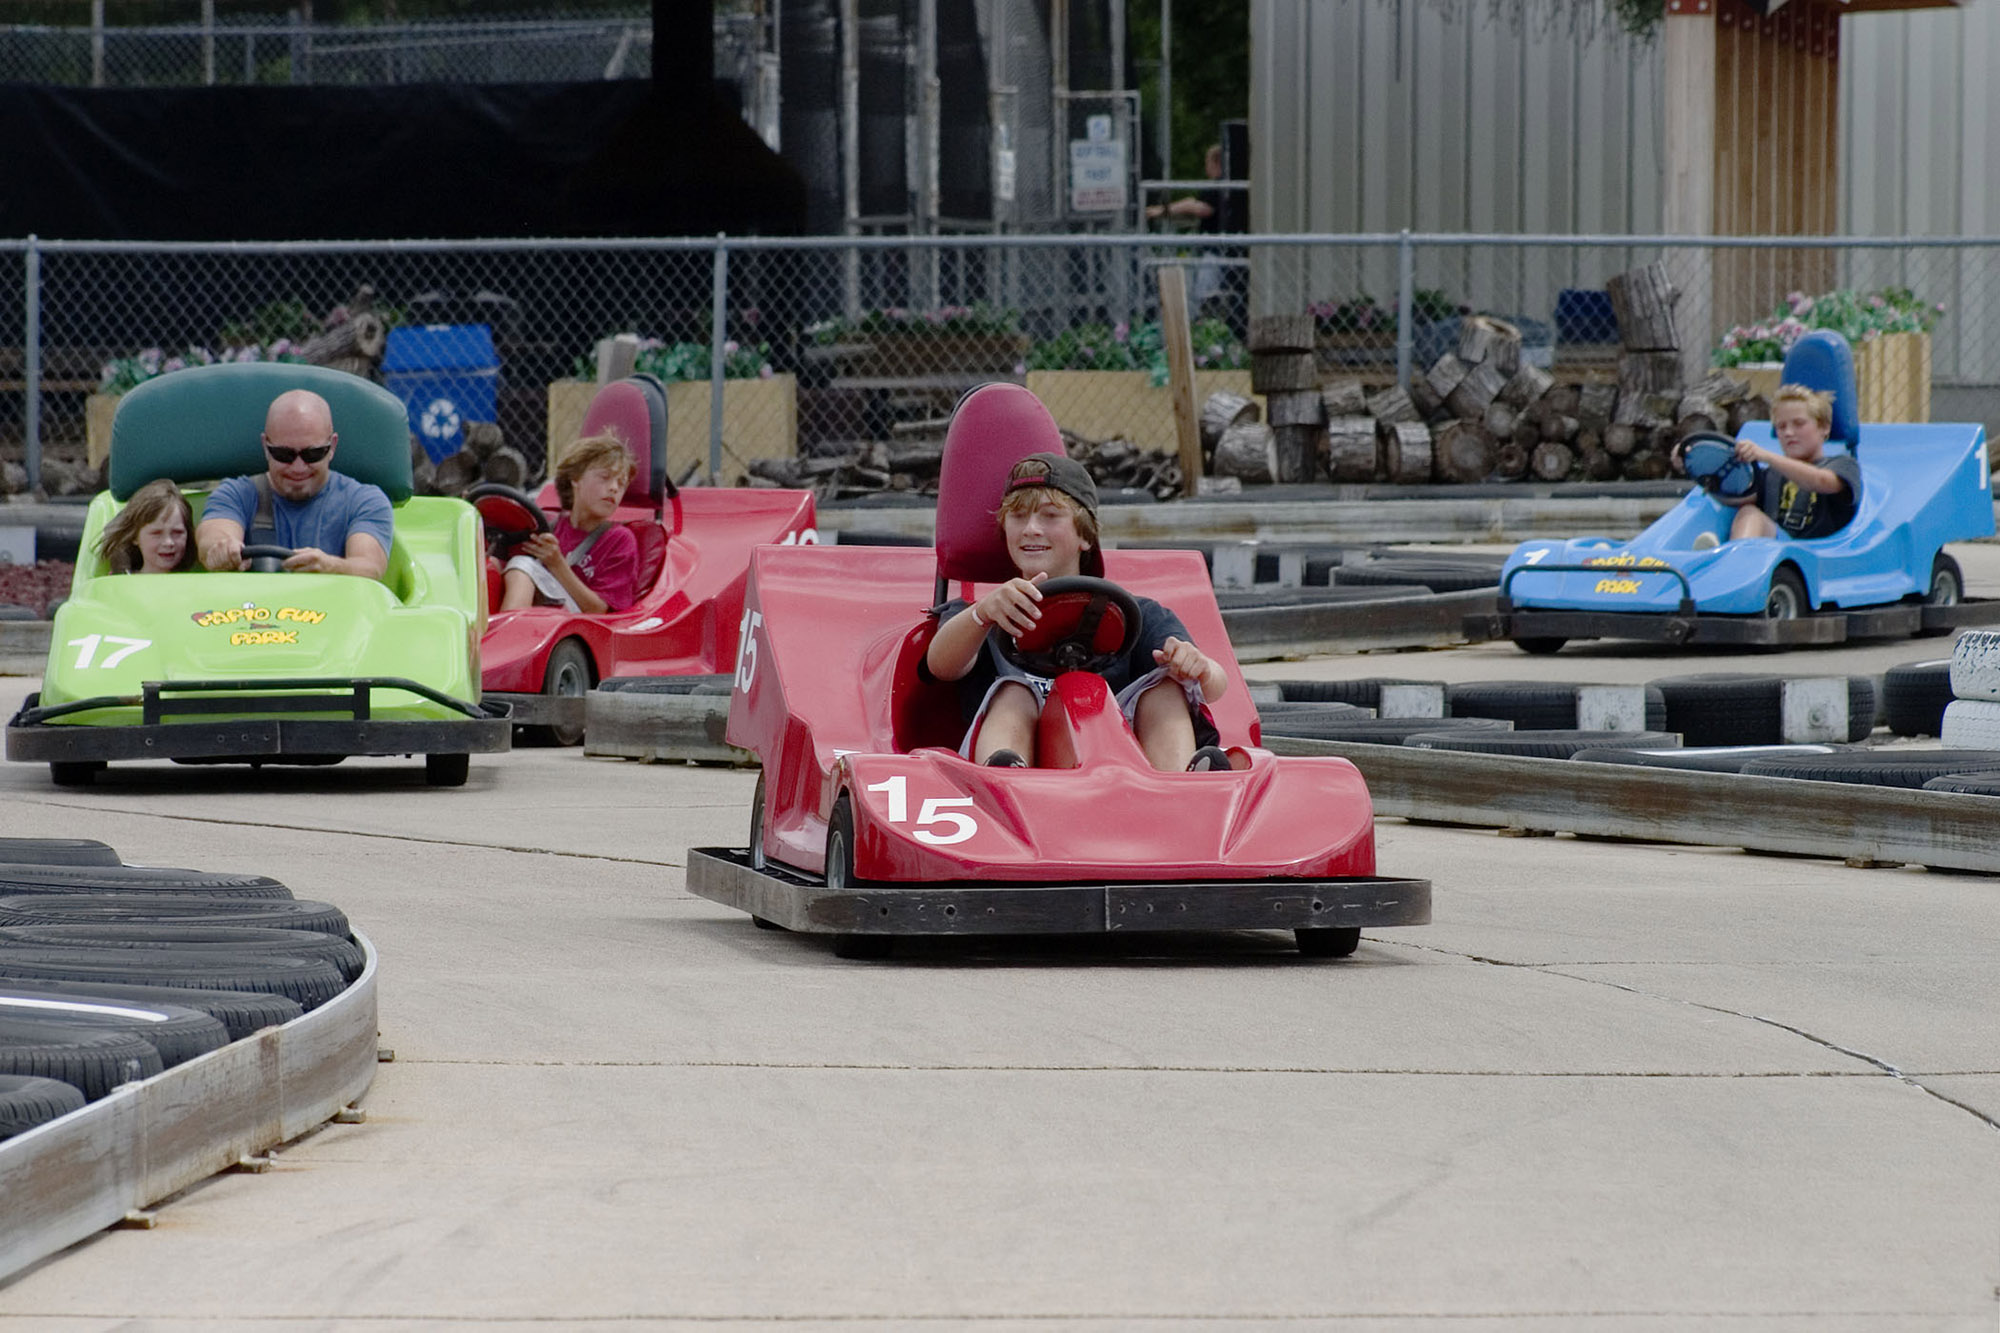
1674, 431, 1761, 500
466, 483, 552, 551
994, 576, 1145, 677
239, 544, 297, 574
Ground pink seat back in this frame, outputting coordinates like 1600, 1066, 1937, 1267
577, 374, 670, 511
935, 383, 1068, 586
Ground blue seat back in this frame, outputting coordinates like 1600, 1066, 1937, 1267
108, 362, 415, 503
1780, 330, 1861, 450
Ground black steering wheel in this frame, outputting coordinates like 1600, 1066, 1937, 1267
239, 544, 297, 574
466, 483, 552, 551
1673, 431, 1761, 500
994, 576, 1145, 677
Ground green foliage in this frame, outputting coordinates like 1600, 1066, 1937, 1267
216, 299, 321, 350
1605, 0, 1666, 38
1026, 317, 1245, 387
1307, 289, 1463, 336
806, 304, 1022, 345
98, 342, 307, 395
1125, 2, 1249, 179
1712, 287, 1945, 369
568, 337, 773, 383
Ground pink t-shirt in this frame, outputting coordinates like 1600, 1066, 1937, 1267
554, 514, 641, 611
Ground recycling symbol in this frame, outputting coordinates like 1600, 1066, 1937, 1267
419, 397, 463, 442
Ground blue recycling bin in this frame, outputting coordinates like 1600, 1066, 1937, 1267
381, 324, 499, 463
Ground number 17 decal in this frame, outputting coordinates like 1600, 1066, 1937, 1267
67, 634, 152, 670
863, 775, 978, 845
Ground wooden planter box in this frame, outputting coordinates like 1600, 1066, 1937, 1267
851, 331, 1031, 378
547, 375, 798, 482
1025, 369, 1260, 454
1727, 331, 1931, 425
86, 392, 120, 469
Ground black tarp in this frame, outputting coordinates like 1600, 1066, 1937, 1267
0, 79, 803, 241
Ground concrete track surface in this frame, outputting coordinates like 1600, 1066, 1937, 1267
3, 551, 2000, 1329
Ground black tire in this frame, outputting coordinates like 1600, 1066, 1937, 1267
0, 1018, 163, 1099
1884, 659, 1955, 739
0, 1073, 87, 1140
0, 948, 349, 1010
0, 865, 292, 899
1295, 927, 1361, 958
1922, 772, 2000, 796
1764, 566, 1808, 620
1649, 672, 1877, 746
0, 838, 121, 867
1263, 716, 1513, 744
832, 933, 893, 959
1571, 743, 1851, 774
1403, 729, 1682, 759
1447, 681, 1668, 732
0, 993, 229, 1068
529, 639, 593, 746
1926, 553, 1964, 607
1740, 749, 2000, 789
595, 674, 735, 695
1255, 701, 1372, 720
0, 925, 366, 984
748, 773, 768, 872
49, 762, 101, 788
1333, 560, 1499, 594
0, 892, 349, 936
825, 796, 890, 960
1270, 678, 1441, 708
1513, 637, 1568, 656
0, 981, 302, 1041
425, 752, 470, 787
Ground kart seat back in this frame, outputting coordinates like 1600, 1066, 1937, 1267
108, 362, 414, 502
577, 374, 671, 514
1780, 330, 1861, 450
629, 519, 670, 595
935, 383, 1096, 590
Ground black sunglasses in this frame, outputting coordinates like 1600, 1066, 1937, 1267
265, 441, 333, 465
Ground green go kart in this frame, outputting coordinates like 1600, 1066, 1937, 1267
5, 362, 510, 787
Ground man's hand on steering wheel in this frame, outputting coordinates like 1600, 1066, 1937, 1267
973, 573, 1047, 637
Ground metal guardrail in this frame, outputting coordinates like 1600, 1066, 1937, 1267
0, 933, 380, 1281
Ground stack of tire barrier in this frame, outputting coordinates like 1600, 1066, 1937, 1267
0, 836, 362, 1143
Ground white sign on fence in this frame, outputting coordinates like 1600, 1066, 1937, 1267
996, 149, 1016, 203
1069, 138, 1126, 213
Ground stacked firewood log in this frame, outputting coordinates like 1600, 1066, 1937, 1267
1207, 262, 1771, 487
744, 422, 1184, 503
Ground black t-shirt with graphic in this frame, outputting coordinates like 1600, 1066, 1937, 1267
1759, 452, 1862, 539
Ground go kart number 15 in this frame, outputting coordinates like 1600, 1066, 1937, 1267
864, 774, 978, 845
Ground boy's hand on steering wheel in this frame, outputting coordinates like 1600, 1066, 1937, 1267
1154, 635, 1210, 684
978, 573, 1047, 637
521, 532, 564, 569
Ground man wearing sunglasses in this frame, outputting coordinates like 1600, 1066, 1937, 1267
197, 389, 393, 577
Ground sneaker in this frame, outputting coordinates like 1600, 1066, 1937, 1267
1186, 745, 1233, 773
1691, 531, 1721, 551
984, 749, 1027, 768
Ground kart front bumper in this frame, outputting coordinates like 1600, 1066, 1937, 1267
6, 677, 512, 764
686, 846, 1432, 937
1466, 597, 2000, 649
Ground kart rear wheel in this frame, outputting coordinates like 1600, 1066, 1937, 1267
1513, 637, 1567, 656
748, 773, 768, 871
49, 762, 101, 789
425, 753, 470, 787
531, 639, 593, 746
1927, 553, 1963, 606
1764, 568, 1807, 621
1296, 927, 1361, 958
826, 795, 891, 961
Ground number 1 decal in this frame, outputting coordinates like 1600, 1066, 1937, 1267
66, 635, 152, 670
863, 775, 979, 845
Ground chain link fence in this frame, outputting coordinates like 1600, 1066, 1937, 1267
0, 7, 653, 87
4, 233, 1994, 498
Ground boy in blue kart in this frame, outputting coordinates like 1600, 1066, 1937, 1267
922, 453, 1232, 773
1709, 384, 1861, 545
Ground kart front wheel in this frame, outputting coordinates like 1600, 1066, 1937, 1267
826, 795, 891, 961
532, 639, 593, 747
425, 753, 470, 787
1764, 568, 1807, 621
1927, 554, 1963, 607
1296, 927, 1361, 958
1513, 637, 1567, 656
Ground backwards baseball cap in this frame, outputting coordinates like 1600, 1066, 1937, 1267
1005, 452, 1098, 518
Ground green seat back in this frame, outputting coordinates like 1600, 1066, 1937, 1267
108, 362, 414, 502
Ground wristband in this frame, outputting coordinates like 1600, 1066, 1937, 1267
969, 604, 988, 627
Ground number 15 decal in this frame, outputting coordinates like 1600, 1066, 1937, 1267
864, 775, 978, 845
734, 608, 763, 693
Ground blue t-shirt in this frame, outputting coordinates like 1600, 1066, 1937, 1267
205, 471, 394, 560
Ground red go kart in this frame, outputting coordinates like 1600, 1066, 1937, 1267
685, 383, 1432, 958
473, 374, 816, 743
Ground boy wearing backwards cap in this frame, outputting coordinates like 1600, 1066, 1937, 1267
923, 453, 1233, 772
